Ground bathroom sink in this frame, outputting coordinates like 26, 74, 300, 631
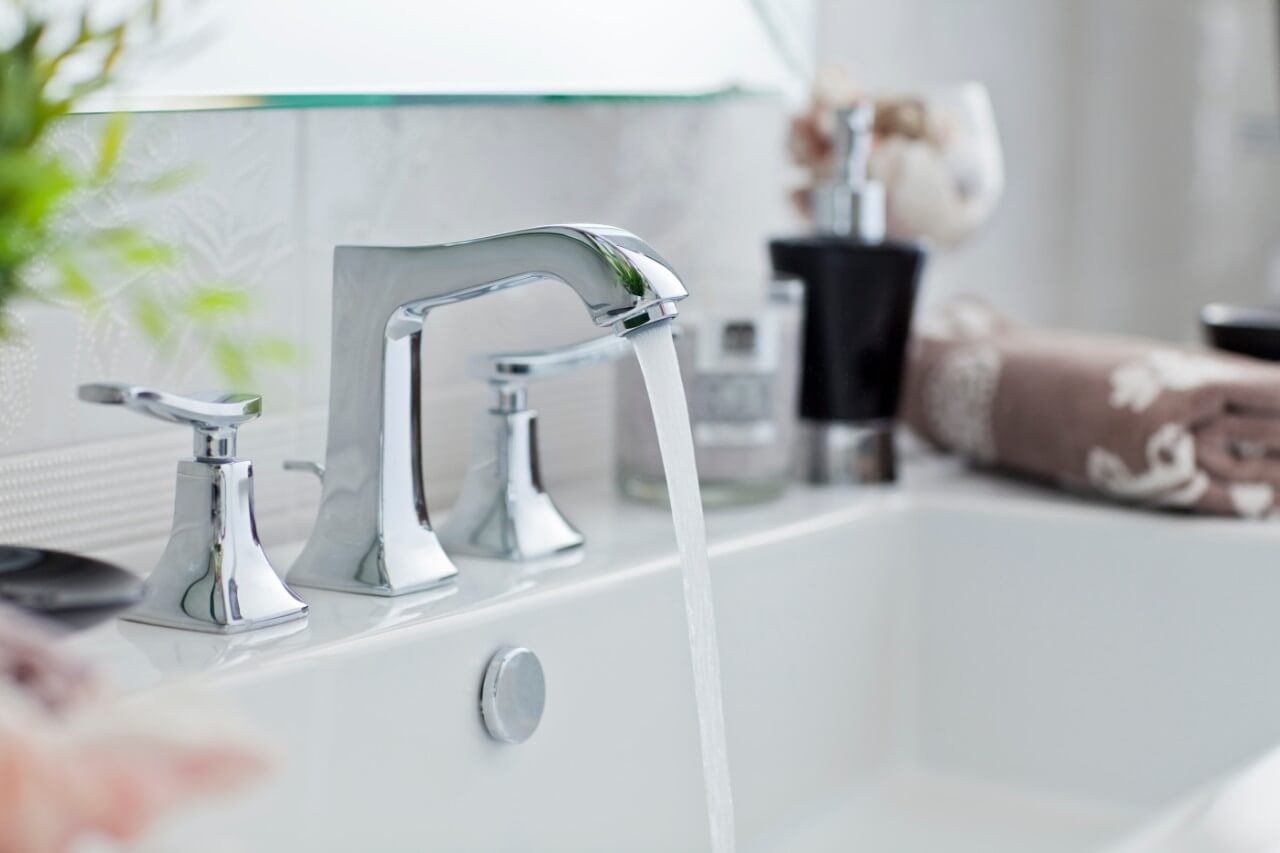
725, 476, 1280, 852
71, 457, 1280, 851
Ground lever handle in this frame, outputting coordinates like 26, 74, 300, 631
283, 459, 325, 481
78, 382, 261, 461
469, 334, 632, 385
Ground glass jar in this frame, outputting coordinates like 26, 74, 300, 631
615, 277, 802, 507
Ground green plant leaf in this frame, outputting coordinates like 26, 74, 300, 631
0, 2, 299, 385
94, 111, 127, 182
52, 255, 96, 305
249, 335, 301, 364
211, 338, 251, 386
182, 283, 252, 319
89, 227, 177, 268
130, 292, 170, 345
138, 164, 198, 194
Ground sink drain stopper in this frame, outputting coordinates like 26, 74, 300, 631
480, 646, 546, 744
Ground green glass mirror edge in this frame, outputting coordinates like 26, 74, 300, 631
65, 0, 816, 114
72, 87, 778, 115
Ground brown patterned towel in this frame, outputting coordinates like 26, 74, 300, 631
901, 298, 1280, 518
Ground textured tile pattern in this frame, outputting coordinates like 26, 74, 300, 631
0, 97, 791, 560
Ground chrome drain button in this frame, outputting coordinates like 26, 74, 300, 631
480, 647, 545, 744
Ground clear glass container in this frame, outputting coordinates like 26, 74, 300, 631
615, 277, 803, 507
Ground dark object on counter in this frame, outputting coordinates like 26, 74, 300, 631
770, 103, 925, 484
771, 238, 924, 420
0, 546, 144, 630
1201, 303, 1280, 362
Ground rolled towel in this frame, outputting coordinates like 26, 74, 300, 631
901, 298, 1280, 518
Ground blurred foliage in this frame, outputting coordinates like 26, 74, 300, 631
0, 0, 296, 386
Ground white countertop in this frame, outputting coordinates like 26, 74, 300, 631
63, 450, 1276, 695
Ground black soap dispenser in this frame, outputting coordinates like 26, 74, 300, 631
770, 103, 925, 484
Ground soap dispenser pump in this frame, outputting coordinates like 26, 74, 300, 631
770, 103, 925, 485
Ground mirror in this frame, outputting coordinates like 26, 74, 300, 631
80, 0, 815, 112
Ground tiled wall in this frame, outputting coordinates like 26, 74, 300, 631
0, 97, 793, 562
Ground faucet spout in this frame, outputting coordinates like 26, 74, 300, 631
287, 224, 687, 596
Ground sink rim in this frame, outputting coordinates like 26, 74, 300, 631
64, 454, 1280, 694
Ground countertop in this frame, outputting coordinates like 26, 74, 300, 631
63, 450, 1278, 694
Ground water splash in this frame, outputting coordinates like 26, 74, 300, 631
631, 321, 736, 853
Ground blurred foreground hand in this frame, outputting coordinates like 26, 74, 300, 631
0, 607, 269, 853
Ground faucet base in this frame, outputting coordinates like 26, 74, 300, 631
122, 460, 309, 633
286, 574, 456, 598
437, 408, 586, 562
800, 420, 897, 485
287, 530, 460, 597
122, 600, 308, 634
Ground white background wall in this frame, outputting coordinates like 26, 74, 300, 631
817, 0, 1078, 325
818, 0, 1280, 339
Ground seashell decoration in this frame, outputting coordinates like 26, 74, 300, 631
789, 69, 1005, 247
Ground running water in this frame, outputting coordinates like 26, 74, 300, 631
630, 321, 736, 853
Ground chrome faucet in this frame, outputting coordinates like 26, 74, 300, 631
287, 225, 688, 596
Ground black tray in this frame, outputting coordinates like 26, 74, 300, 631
1201, 303, 1280, 362
0, 546, 144, 630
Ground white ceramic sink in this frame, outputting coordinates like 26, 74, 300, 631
70, 457, 1280, 851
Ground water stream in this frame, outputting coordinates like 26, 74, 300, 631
631, 321, 736, 853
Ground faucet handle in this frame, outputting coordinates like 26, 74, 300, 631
440, 335, 637, 563
75, 382, 306, 633
78, 382, 261, 461
469, 334, 632, 385
283, 459, 326, 481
